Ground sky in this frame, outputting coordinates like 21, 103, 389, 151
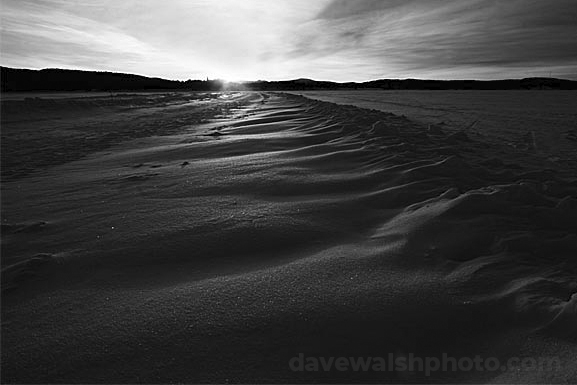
1, 0, 576, 81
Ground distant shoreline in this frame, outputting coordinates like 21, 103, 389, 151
2, 66, 577, 92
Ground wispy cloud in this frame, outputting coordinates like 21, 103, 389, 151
0, 1, 164, 74
292, 0, 577, 80
1, 0, 576, 80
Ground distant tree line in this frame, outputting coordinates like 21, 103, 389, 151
2, 67, 576, 92
246, 78, 577, 90
0, 67, 224, 92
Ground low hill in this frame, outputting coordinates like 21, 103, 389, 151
0, 67, 221, 92
2, 66, 576, 92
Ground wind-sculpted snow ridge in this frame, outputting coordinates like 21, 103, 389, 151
0, 92, 246, 181
2, 92, 576, 383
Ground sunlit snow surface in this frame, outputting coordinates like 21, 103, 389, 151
294, 90, 577, 166
2, 91, 576, 383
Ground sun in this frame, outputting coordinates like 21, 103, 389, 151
214, 68, 260, 84
219, 75, 248, 84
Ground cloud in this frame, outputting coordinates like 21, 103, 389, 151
316, 0, 435, 19
1, 0, 332, 80
289, 0, 577, 79
1, 0, 576, 80
0, 0, 163, 74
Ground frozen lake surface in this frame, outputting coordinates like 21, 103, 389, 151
3, 91, 577, 383
294, 90, 577, 165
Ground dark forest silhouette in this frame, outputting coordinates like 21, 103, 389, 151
0, 67, 224, 92
2, 66, 576, 92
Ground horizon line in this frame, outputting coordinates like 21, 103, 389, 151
2, 66, 576, 84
